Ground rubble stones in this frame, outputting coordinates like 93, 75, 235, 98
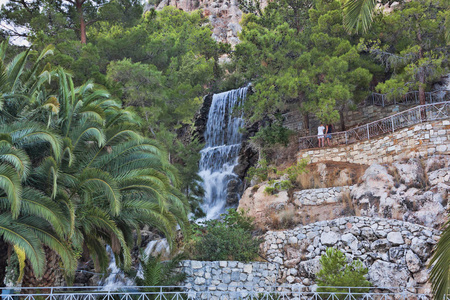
262, 217, 439, 290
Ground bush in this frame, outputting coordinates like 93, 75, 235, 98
192, 209, 261, 262
135, 253, 187, 295
316, 248, 371, 300
246, 159, 276, 182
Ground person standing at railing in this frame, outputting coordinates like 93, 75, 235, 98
318, 123, 325, 147
326, 124, 333, 146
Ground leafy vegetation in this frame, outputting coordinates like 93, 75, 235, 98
0, 0, 449, 293
190, 209, 261, 262
316, 248, 371, 299
0, 43, 189, 286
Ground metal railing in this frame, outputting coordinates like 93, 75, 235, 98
298, 101, 450, 150
365, 90, 450, 107
0, 285, 436, 300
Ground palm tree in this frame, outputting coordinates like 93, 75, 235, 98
0, 42, 189, 287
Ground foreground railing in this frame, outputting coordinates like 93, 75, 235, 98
0, 286, 436, 300
365, 90, 450, 107
298, 101, 450, 150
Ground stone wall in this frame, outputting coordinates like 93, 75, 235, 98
293, 186, 352, 207
299, 120, 450, 164
282, 103, 414, 133
180, 217, 439, 293
181, 260, 279, 292
262, 217, 439, 291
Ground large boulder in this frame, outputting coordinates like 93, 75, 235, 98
351, 164, 394, 216
368, 260, 410, 288
393, 158, 426, 188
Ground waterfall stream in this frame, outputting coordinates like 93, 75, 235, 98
198, 86, 248, 220
100, 87, 248, 288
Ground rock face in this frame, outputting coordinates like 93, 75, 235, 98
145, 0, 246, 47
240, 155, 449, 229
351, 159, 449, 229
192, 93, 213, 144
262, 217, 439, 290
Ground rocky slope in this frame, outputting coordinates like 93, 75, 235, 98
239, 155, 449, 230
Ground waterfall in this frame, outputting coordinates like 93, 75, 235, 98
198, 86, 248, 220
101, 246, 135, 291
101, 239, 170, 290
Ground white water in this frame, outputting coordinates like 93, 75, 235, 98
101, 239, 170, 290
198, 86, 248, 220
101, 246, 135, 291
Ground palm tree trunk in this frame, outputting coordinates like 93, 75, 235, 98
0, 239, 8, 288
22, 246, 63, 288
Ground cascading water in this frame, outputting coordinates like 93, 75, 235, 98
198, 86, 248, 220
101, 239, 170, 290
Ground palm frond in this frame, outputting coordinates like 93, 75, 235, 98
6, 49, 31, 92
0, 164, 22, 218
78, 168, 121, 215
0, 143, 31, 180
0, 213, 45, 277
6, 122, 62, 161
430, 218, 450, 300
343, 0, 377, 34
19, 216, 77, 281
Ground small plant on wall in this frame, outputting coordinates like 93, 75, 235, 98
316, 248, 371, 300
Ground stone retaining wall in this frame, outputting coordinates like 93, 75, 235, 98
283, 103, 413, 134
180, 217, 438, 293
293, 186, 353, 207
181, 260, 279, 292
262, 217, 439, 291
299, 120, 450, 164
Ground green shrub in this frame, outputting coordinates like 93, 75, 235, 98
250, 114, 293, 146
194, 224, 261, 261
246, 159, 276, 182
192, 209, 261, 262
316, 248, 371, 300
278, 159, 309, 183
264, 186, 276, 195
264, 180, 292, 195
222, 208, 255, 232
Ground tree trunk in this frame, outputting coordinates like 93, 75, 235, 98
77, 0, 87, 44
0, 239, 8, 288
302, 112, 309, 133
22, 246, 63, 289
339, 109, 346, 131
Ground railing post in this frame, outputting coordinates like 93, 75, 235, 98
345, 132, 348, 144
367, 124, 370, 140
382, 96, 385, 107
391, 116, 395, 133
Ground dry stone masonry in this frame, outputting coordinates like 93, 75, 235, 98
262, 217, 439, 292
181, 260, 278, 293
293, 186, 353, 207
299, 120, 450, 164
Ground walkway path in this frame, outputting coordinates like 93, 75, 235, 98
299, 101, 450, 150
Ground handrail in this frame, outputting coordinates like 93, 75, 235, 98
365, 89, 450, 107
299, 101, 450, 150
0, 285, 435, 299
